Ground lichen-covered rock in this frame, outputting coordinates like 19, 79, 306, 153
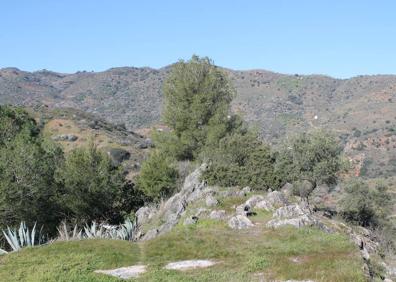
205, 195, 218, 207
265, 191, 288, 207
135, 206, 156, 225
273, 203, 308, 218
246, 191, 288, 212
141, 229, 159, 241
267, 214, 318, 229
136, 164, 208, 241
255, 200, 274, 211
266, 202, 331, 232
209, 210, 226, 220
236, 203, 252, 216
184, 216, 198, 225
245, 195, 265, 208
228, 215, 254, 229
281, 182, 294, 198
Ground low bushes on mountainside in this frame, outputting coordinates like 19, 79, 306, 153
202, 131, 280, 190
338, 180, 393, 228
275, 130, 346, 188
138, 57, 348, 200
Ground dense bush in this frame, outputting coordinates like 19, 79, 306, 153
0, 106, 143, 236
0, 106, 63, 234
202, 132, 280, 190
136, 151, 179, 201
275, 130, 346, 188
55, 142, 129, 224
338, 180, 392, 228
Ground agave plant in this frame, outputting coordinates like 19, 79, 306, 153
84, 221, 105, 239
56, 221, 83, 241
0, 222, 44, 253
82, 219, 136, 240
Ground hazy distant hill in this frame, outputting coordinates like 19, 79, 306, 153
1, 66, 396, 178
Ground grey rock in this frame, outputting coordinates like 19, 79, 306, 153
209, 210, 226, 220
205, 195, 218, 207
141, 229, 159, 241
135, 206, 156, 225
255, 200, 274, 211
267, 214, 318, 229
265, 191, 289, 207
95, 265, 146, 279
236, 203, 252, 216
137, 164, 208, 241
194, 208, 209, 217
238, 186, 252, 197
245, 195, 265, 208
266, 202, 331, 232
281, 182, 294, 198
228, 215, 254, 229
273, 203, 308, 218
184, 216, 198, 225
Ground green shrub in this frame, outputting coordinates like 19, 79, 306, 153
0, 106, 63, 234
275, 130, 346, 187
55, 142, 127, 224
338, 180, 392, 228
202, 132, 280, 190
136, 151, 179, 201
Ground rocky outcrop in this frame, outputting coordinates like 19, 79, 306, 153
266, 202, 331, 233
237, 191, 289, 214
255, 191, 289, 211
205, 195, 218, 207
137, 164, 210, 240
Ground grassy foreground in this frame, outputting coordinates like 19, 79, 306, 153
0, 214, 365, 282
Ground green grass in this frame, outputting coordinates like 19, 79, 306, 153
0, 240, 140, 282
0, 198, 366, 282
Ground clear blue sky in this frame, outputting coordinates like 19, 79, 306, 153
1, 0, 395, 78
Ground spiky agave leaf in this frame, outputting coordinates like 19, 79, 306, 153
3, 227, 20, 251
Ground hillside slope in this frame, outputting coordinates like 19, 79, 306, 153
1, 66, 396, 178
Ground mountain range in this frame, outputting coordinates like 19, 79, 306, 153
1, 65, 396, 179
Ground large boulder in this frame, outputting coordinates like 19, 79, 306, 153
228, 215, 254, 229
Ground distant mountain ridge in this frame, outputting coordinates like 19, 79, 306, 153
1, 65, 396, 178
